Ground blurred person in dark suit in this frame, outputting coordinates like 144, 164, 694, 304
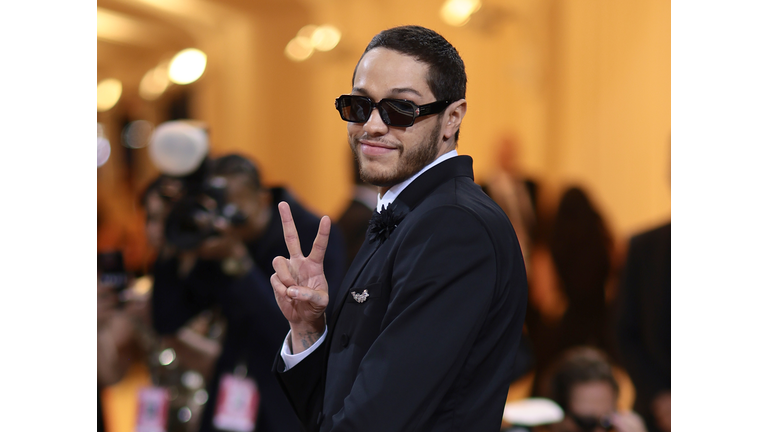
152, 154, 347, 432
543, 347, 647, 432
616, 222, 671, 432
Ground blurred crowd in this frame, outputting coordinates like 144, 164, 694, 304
97, 122, 670, 432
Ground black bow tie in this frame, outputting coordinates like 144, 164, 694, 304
367, 204, 405, 245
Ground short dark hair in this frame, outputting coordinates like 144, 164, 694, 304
547, 347, 619, 412
212, 154, 262, 192
355, 25, 467, 142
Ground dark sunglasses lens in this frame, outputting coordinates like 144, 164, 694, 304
339, 96, 372, 122
380, 99, 416, 126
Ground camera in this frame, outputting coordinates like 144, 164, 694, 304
164, 171, 248, 250
97, 251, 129, 306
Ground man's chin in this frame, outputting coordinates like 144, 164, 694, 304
359, 165, 408, 188
360, 173, 400, 188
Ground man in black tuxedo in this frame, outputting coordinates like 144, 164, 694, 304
616, 222, 671, 432
270, 25, 528, 432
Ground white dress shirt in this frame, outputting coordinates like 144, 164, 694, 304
280, 150, 459, 370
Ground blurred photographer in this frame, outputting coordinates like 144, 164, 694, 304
149, 122, 346, 432
544, 347, 647, 432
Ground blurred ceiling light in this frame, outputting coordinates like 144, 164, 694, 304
140, 62, 170, 100
135, 0, 218, 28
285, 36, 314, 62
168, 48, 207, 85
97, 78, 122, 112
297, 24, 318, 40
285, 24, 341, 61
311, 25, 341, 52
440, 0, 482, 27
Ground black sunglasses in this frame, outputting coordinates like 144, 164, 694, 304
335, 95, 453, 127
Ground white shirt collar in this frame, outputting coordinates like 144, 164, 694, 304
375, 150, 458, 212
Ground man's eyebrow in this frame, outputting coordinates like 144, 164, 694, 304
351, 87, 424, 98
390, 87, 423, 98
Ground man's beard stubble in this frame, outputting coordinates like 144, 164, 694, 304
352, 121, 442, 188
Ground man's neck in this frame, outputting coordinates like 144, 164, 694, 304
375, 149, 459, 212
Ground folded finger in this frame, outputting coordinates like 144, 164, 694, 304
270, 273, 290, 299
272, 256, 297, 287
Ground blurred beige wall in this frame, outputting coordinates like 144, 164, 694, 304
98, 0, 670, 238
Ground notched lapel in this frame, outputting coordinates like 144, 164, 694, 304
329, 238, 381, 330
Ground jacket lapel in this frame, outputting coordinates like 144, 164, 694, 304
327, 155, 475, 331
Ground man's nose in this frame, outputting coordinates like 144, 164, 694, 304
362, 107, 388, 135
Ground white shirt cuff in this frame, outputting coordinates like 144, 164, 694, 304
280, 326, 328, 371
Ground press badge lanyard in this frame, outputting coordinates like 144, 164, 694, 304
212, 356, 260, 432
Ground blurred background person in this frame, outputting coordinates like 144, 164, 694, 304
526, 187, 622, 396
98, 254, 153, 432
149, 124, 347, 432
335, 155, 378, 267
615, 221, 671, 432
483, 134, 538, 268
138, 174, 226, 432
542, 346, 647, 432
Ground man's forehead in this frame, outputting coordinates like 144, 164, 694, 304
353, 48, 431, 97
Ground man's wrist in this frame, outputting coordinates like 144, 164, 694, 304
290, 319, 325, 354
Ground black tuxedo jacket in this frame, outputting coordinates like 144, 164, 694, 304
274, 156, 528, 432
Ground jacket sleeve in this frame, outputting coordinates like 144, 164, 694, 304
273, 338, 327, 432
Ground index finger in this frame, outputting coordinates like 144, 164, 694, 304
278, 201, 303, 258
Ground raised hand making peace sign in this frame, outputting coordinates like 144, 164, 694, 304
271, 201, 331, 354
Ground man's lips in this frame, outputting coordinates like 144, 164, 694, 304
359, 140, 397, 156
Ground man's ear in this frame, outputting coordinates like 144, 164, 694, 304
442, 99, 467, 142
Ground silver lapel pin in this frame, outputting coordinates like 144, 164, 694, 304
351, 289, 369, 303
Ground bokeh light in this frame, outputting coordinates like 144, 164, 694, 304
168, 48, 207, 85
285, 36, 314, 62
122, 120, 155, 149
181, 370, 204, 390
193, 389, 209, 405
139, 62, 170, 100
285, 23, 341, 61
159, 348, 176, 366
297, 24, 317, 40
97, 78, 122, 112
311, 25, 341, 52
440, 0, 482, 27
97, 123, 111, 167
178, 407, 192, 423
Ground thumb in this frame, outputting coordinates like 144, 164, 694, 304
287, 286, 329, 308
